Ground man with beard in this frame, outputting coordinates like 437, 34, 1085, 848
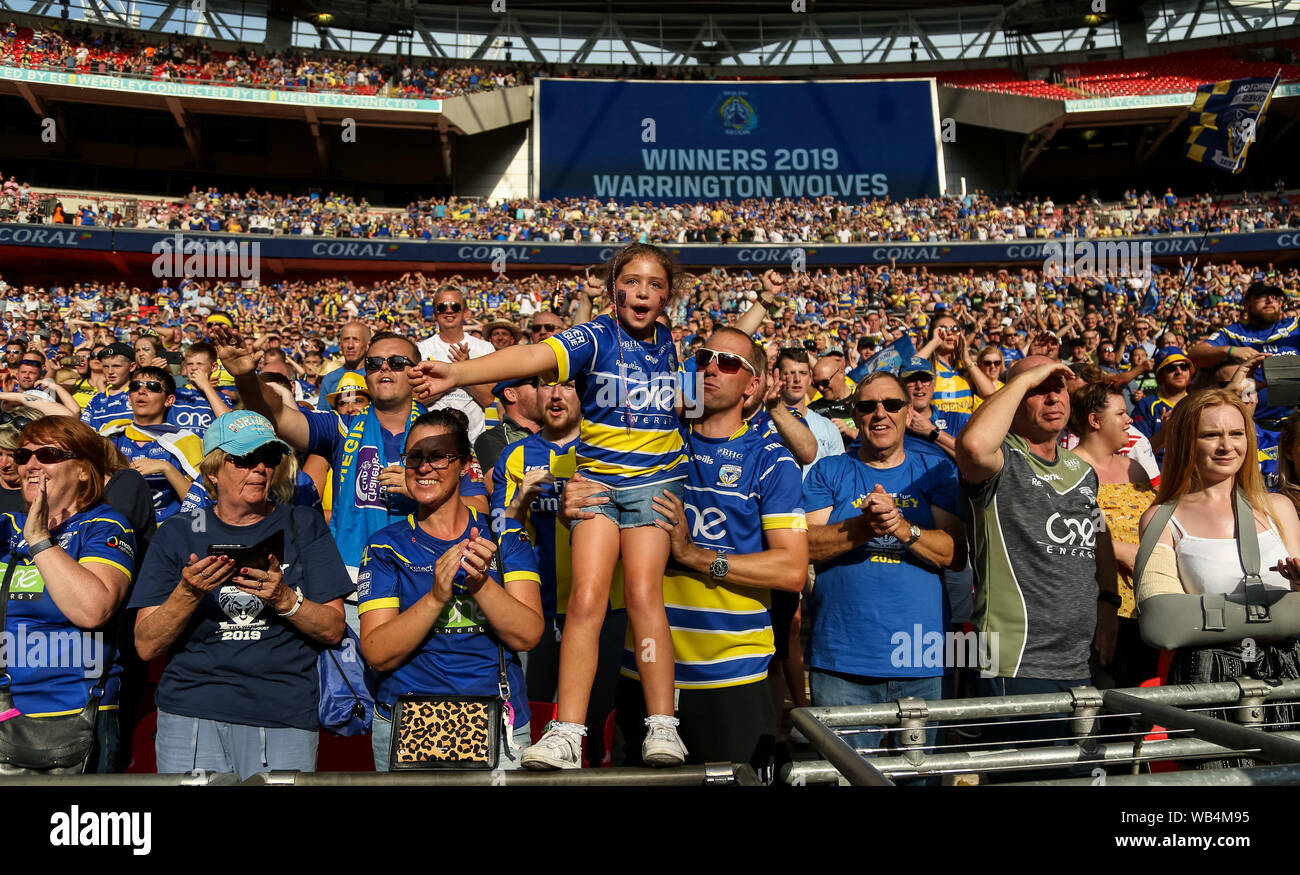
1132, 346, 1194, 453
1190, 281, 1299, 428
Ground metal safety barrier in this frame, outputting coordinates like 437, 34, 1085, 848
247, 763, 759, 787
786, 679, 1300, 786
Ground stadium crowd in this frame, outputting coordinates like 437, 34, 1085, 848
4, 181, 1297, 245
0, 21, 532, 98
4, 240, 1300, 780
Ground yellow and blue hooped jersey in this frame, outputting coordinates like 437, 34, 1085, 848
932, 358, 974, 414
543, 314, 686, 489
620, 423, 807, 690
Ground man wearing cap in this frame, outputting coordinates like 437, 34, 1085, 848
1190, 281, 1299, 427
80, 342, 136, 431
900, 356, 970, 461
316, 320, 370, 412
1133, 346, 1193, 452
474, 376, 542, 484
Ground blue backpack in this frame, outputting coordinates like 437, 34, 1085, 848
318, 625, 375, 737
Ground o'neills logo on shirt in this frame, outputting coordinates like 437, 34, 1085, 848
1038, 508, 1107, 558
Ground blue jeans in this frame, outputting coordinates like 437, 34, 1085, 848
155, 709, 319, 780
579, 479, 684, 529
372, 709, 532, 772
809, 669, 942, 755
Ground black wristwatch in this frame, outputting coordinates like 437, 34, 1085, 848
709, 550, 730, 581
1097, 590, 1122, 609
924, 428, 941, 443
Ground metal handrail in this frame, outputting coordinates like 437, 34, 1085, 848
245, 763, 760, 786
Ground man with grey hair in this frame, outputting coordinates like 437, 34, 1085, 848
317, 320, 370, 411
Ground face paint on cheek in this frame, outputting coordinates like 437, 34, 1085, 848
615, 290, 627, 308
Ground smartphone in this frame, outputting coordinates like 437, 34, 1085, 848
207, 530, 285, 572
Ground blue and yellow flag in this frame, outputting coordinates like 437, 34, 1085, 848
1185, 73, 1280, 173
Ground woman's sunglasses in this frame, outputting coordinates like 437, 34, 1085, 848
227, 446, 287, 469
695, 349, 757, 375
15, 447, 77, 465
400, 452, 464, 470
854, 398, 908, 414
979, 359, 1003, 368
364, 355, 416, 373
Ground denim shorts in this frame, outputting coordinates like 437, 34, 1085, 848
578, 478, 685, 529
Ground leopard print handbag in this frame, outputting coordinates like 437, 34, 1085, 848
389, 694, 503, 770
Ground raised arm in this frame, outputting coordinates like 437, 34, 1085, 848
955, 359, 1074, 484
210, 324, 310, 450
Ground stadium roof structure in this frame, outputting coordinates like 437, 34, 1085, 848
21, 0, 1299, 67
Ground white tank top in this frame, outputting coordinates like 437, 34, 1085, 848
1169, 515, 1291, 597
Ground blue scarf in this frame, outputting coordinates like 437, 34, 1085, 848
332, 402, 421, 567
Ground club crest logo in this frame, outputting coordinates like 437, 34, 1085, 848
218, 585, 264, 626
718, 464, 742, 487
717, 94, 758, 135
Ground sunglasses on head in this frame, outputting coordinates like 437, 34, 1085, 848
855, 398, 908, 414
435, 302, 463, 314
15, 446, 76, 465
129, 379, 166, 393
18, 360, 42, 369
695, 348, 757, 375
400, 451, 464, 470
364, 355, 416, 373
0, 412, 30, 430
226, 445, 287, 469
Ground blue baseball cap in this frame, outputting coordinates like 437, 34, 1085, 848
1154, 346, 1193, 374
202, 411, 291, 457
900, 356, 934, 379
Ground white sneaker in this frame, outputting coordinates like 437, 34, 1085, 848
521, 723, 583, 770
642, 722, 688, 767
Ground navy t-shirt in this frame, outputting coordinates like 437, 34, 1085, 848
128, 504, 355, 729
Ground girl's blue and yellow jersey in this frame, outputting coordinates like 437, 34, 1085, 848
542, 314, 687, 489
932, 358, 974, 414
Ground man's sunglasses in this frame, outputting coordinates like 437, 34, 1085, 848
15, 447, 77, 465
695, 349, 757, 375
855, 398, 908, 414
435, 302, 463, 314
1160, 362, 1192, 373
401, 452, 465, 470
227, 445, 287, 469
531, 323, 561, 333
129, 380, 166, 393
364, 355, 416, 373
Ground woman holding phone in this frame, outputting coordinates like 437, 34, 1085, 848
131, 411, 354, 779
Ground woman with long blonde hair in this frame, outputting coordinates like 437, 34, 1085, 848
1138, 388, 1300, 767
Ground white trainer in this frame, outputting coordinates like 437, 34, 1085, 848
642, 722, 688, 767
521, 723, 583, 770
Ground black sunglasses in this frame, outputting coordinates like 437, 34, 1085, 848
531, 322, 561, 333
0, 412, 30, 429
18, 359, 43, 369
15, 446, 77, 465
855, 398, 908, 414
129, 380, 166, 393
695, 348, 757, 375
400, 452, 464, 470
227, 445, 287, 469
364, 355, 416, 373
435, 302, 463, 314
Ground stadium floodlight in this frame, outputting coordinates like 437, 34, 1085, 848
315, 12, 334, 25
